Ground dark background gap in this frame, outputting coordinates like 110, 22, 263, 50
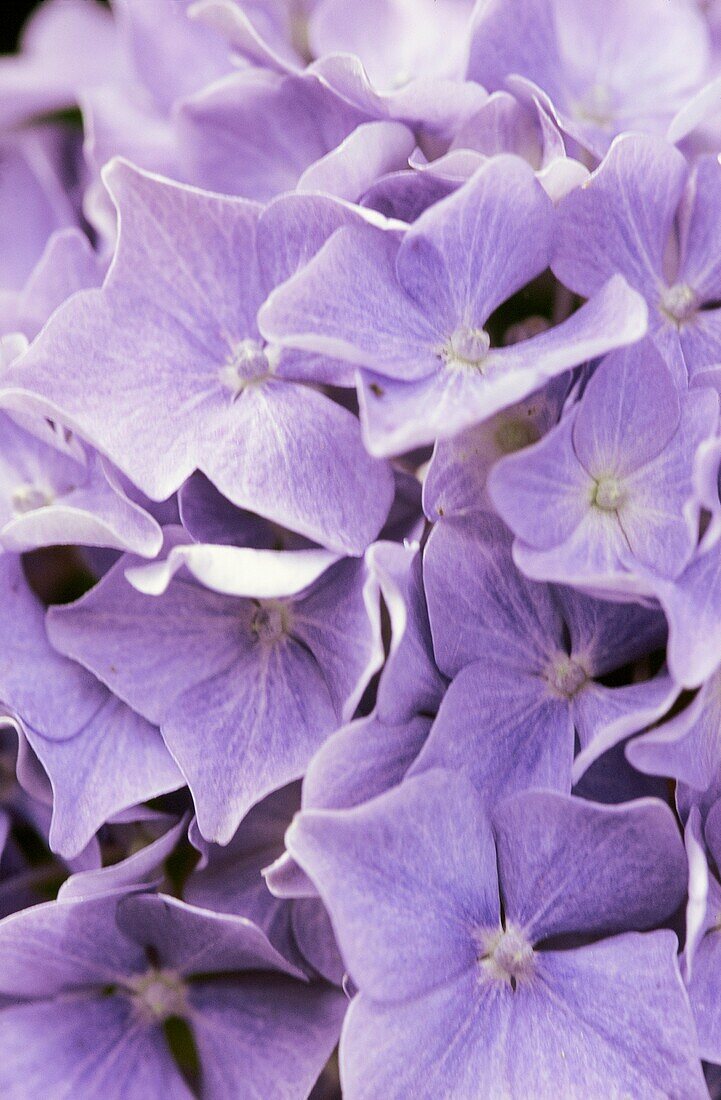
0, 0, 41, 54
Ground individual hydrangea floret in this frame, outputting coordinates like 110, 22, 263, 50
261, 155, 648, 456
489, 344, 718, 595
0, 891, 344, 1099
1, 162, 395, 555
288, 770, 703, 1098
466, 0, 711, 159
46, 531, 382, 843
415, 511, 674, 798
553, 134, 721, 383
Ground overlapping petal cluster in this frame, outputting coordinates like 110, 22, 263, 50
2, 1, 721, 1097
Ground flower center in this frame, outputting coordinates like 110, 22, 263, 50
127, 968, 187, 1023
477, 925, 535, 989
440, 326, 491, 371
545, 655, 588, 698
250, 600, 292, 644
11, 484, 53, 514
660, 283, 698, 326
575, 83, 614, 127
219, 339, 276, 397
592, 476, 624, 512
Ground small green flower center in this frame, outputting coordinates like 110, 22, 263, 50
219, 339, 276, 397
592, 477, 624, 512
127, 968, 187, 1023
575, 83, 615, 127
477, 925, 535, 989
11, 484, 53, 514
660, 283, 698, 326
545, 655, 588, 698
441, 326, 491, 370
250, 600, 292, 644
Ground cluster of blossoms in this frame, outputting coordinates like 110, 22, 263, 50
7, 0, 721, 1096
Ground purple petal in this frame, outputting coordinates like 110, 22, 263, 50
287, 770, 500, 1002
424, 513, 563, 677
302, 713, 432, 812
117, 893, 303, 977
409, 661, 574, 805
0, 994, 194, 1100
494, 790, 687, 941
189, 976, 345, 1100
553, 134, 688, 299
0, 893, 146, 998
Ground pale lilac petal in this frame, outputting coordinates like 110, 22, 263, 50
46, 544, 245, 728
116, 894, 303, 977
1, 226, 106, 340
683, 807, 710, 983
618, 387, 717, 576
189, 977, 345, 1100
509, 936, 706, 1098
409, 662, 574, 804
302, 713, 432, 812
0, 893, 146, 998
395, 156, 554, 326
59, 815, 189, 901
297, 120, 416, 202
649, 540, 721, 687
424, 513, 562, 677
24, 700, 183, 859
0, 995, 194, 1100
553, 134, 688, 300
627, 670, 721, 791
308, 0, 472, 91
188, 0, 303, 73
201, 382, 395, 555
572, 348, 680, 478
126, 543, 340, 599
494, 791, 687, 941
178, 69, 365, 201
489, 408, 594, 550
686, 931, 721, 1064
164, 641, 336, 843
259, 224, 441, 380
0, 555, 111, 744
287, 770, 500, 1002
571, 675, 679, 782
290, 557, 383, 721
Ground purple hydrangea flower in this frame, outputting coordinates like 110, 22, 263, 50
46, 533, 382, 843
288, 769, 703, 1098
467, 0, 711, 159
0, 890, 344, 1099
489, 344, 718, 595
554, 134, 721, 383
3, 1, 721, 1091
2, 162, 395, 554
261, 156, 648, 455
415, 511, 675, 798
